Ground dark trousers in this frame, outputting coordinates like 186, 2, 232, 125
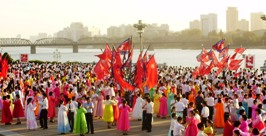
171, 130, 173, 136
68, 112, 74, 131
146, 113, 152, 132
208, 106, 214, 120
183, 108, 187, 123
40, 109, 48, 128
85, 113, 94, 134
201, 117, 207, 127
248, 107, 252, 118
142, 110, 147, 130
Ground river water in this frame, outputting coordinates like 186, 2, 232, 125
2, 47, 266, 69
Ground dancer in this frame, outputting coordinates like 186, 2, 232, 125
13, 94, 24, 125
26, 98, 38, 130
57, 100, 71, 134
83, 97, 94, 134
73, 102, 87, 136
103, 95, 115, 129
117, 99, 130, 135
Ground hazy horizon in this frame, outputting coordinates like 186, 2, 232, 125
1, 0, 266, 39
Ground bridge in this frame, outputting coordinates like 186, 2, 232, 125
0, 37, 212, 54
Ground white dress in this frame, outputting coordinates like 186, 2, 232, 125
26, 103, 38, 129
57, 105, 71, 133
132, 97, 144, 119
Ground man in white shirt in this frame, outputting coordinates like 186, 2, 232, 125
145, 98, 154, 133
174, 97, 185, 118
247, 93, 254, 118
205, 92, 214, 120
201, 101, 209, 127
66, 97, 78, 132
173, 116, 185, 136
170, 113, 177, 136
180, 94, 188, 119
38, 94, 49, 129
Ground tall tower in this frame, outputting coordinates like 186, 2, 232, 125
250, 12, 265, 31
226, 7, 238, 32
200, 13, 217, 35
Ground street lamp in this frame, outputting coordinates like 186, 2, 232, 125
53, 49, 61, 62
134, 20, 147, 52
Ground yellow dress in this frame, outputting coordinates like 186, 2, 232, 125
153, 93, 161, 114
103, 100, 114, 122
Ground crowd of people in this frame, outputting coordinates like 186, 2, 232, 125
0, 62, 266, 136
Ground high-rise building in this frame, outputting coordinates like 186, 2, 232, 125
238, 19, 249, 31
189, 20, 201, 30
56, 22, 91, 41
251, 12, 265, 31
226, 7, 238, 32
200, 13, 217, 35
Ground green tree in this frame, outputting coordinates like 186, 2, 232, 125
2, 52, 13, 63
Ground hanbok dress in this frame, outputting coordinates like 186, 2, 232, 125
167, 92, 174, 115
153, 93, 161, 114
117, 105, 130, 131
1, 99, 13, 124
26, 103, 38, 129
214, 102, 225, 128
96, 95, 104, 117
57, 104, 71, 133
73, 108, 88, 134
184, 116, 198, 136
132, 97, 143, 119
158, 96, 168, 117
13, 99, 24, 118
103, 100, 115, 122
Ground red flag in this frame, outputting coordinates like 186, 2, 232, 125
229, 59, 243, 67
198, 62, 208, 76
134, 52, 145, 88
212, 39, 225, 52
218, 46, 229, 58
95, 44, 112, 60
93, 60, 110, 80
230, 52, 237, 60
217, 56, 229, 69
117, 38, 132, 53
229, 64, 241, 71
112, 51, 134, 91
146, 55, 158, 89
234, 47, 245, 54
1, 58, 8, 78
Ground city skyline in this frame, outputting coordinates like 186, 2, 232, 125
0, 0, 266, 38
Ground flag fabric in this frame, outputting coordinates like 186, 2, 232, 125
112, 51, 134, 91
218, 46, 229, 58
1, 58, 8, 78
145, 55, 158, 89
117, 38, 132, 53
212, 39, 225, 52
95, 44, 112, 60
121, 48, 133, 68
229, 64, 241, 71
230, 52, 237, 60
234, 47, 246, 54
229, 59, 243, 67
198, 62, 208, 75
134, 52, 145, 89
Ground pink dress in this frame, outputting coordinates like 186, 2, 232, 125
251, 105, 257, 120
185, 117, 198, 136
117, 105, 130, 131
239, 121, 249, 133
253, 115, 264, 131
92, 94, 98, 117
158, 96, 168, 117
96, 95, 104, 117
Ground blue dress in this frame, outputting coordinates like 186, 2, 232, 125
243, 101, 248, 116
167, 93, 174, 115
